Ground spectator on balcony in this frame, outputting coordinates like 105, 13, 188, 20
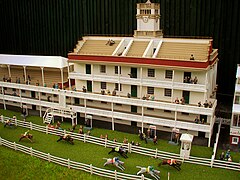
113, 138, 117, 142
7, 77, 12, 83
82, 86, 86, 92
198, 101, 202, 107
105, 39, 115, 46
203, 100, 209, 108
44, 83, 47, 87
107, 90, 111, 95
220, 152, 225, 160
193, 76, 198, 84
194, 116, 200, 123
123, 137, 128, 144
101, 89, 105, 95
208, 101, 213, 108
180, 97, 185, 105
175, 97, 180, 104
36, 80, 40, 86
3, 75, 6, 82
190, 54, 195, 60
112, 89, 116, 96
142, 95, 146, 100
150, 95, 155, 101
127, 93, 131, 98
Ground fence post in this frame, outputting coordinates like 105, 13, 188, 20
128, 143, 132, 153
168, 172, 170, 180
1, 115, 3, 123
155, 148, 158, 158
114, 170, 117, 180
0, 137, 2, 146
30, 147, 33, 156
48, 153, 51, 162
90, 164, 93, 174
210, 155, 214, 168
30, 122, 32, 130
141, 174, 144, 180
105, 138, 107, 148
84, 134, 86, 143
14, 142, 17, 150
14, 117, 17, 126
68, 158, 70, 169
46, 126, 48, 134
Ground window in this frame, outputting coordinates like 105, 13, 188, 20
232, 114, 240, 127
115, 66, 121, 74
147, 87, 154, 94
86, 64, 91, 74
101, 82, 106, 89
115, 83, 122, 91
164, 88, 172, 97
232, 137, 239, 145
148, 69, 155, 77
164, 110, 171, 113
100, 65, 106, 73
165, 70, 173, 79
147, 107, 154, 111
235, 96, 240, 104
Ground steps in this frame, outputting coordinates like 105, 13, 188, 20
44, 113, 53, 124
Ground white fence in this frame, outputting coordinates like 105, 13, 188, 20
1, 115, 239, 172
0, 138, 150, 180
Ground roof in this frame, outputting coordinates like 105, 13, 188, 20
0, 54, 68, 68
72, 36, 211, 62
180, 133, 194, 142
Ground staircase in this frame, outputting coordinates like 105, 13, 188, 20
44, 113, 53, 124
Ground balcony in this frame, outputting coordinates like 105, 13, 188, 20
69, 72, 207, 92
0, 81, 215, 116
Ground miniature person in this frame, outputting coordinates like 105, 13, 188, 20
101, 89, 105, 95
143, 133, 147, 144
147, 128, 150, 138
203, 100, 209, 108
153, 136, 158, 145
112, 89, 116, 96
180, 97, 185, 105
198, 101, 202, 107
127, 93, 131, 98
193, 76, 198, 84
100, 134, 103, 139
190, 54, 195, 60
220, 152, 225, 160
36, 80, 40, 86
208, 101, 213, 108
24, 130, 30, 137
78, 126, 84, 134
175, 97, 180, 104
105, 134, 108, 140
82, 86, 87, 92
4, 119, 12, 127
194, 116, 199, 123
225, 149, 231, 160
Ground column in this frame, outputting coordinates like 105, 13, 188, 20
60, 68, 64, 89
2, 86, 6, 110
141, 106, 144, 132
67, 62, 71, 90
7, 65, 11, 78
23, 66, 27, 84
111, 102, 114, 130
140, 67, 143, 99
118, 66, 120, 96
39, 91, 42, 117
91, 64, 94, 92
171, 70, 175, 102
41, 67, 45, 86
174, 111, 177, 128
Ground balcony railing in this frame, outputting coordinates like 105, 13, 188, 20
0, 81, 215, 116
69, 72, 207, 92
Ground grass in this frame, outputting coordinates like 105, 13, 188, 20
0, 109, 240, 180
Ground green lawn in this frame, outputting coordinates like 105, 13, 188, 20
0, 109, 240, 180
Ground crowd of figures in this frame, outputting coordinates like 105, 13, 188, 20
220, 149, 232, 162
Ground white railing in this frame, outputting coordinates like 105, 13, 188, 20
1, 116, 239, 172
0, 81, 214, 116
0, 138, 150, 180
69, 72, 206, 92
211, 119, 222, 167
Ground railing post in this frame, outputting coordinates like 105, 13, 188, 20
1, 115, 3, 123
14, 117, 17, 126
68, 158, 70, 169
14, 142, 17, 150
84, 134, 86, 143
155, 148, 158, 158
30, 122, 32, 130
0, 137, 2, 146
114, 170, 117, 180
48, 153, 51, 162
210, 155, 214, 168
46, 126, 48, 134
105, 138, 107, 148
30, 147, 33, 156
90, 164, 93, 174
128, 143, 132, 153
141, 174, 144, 180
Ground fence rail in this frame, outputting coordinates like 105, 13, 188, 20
1, 115, 239, 172
0, 138, 150, 180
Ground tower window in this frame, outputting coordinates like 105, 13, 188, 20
147, 87, 154, 94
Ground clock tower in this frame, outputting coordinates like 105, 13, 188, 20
134, 0, 163, 38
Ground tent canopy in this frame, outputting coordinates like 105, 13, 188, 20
0, 54, 68, 69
